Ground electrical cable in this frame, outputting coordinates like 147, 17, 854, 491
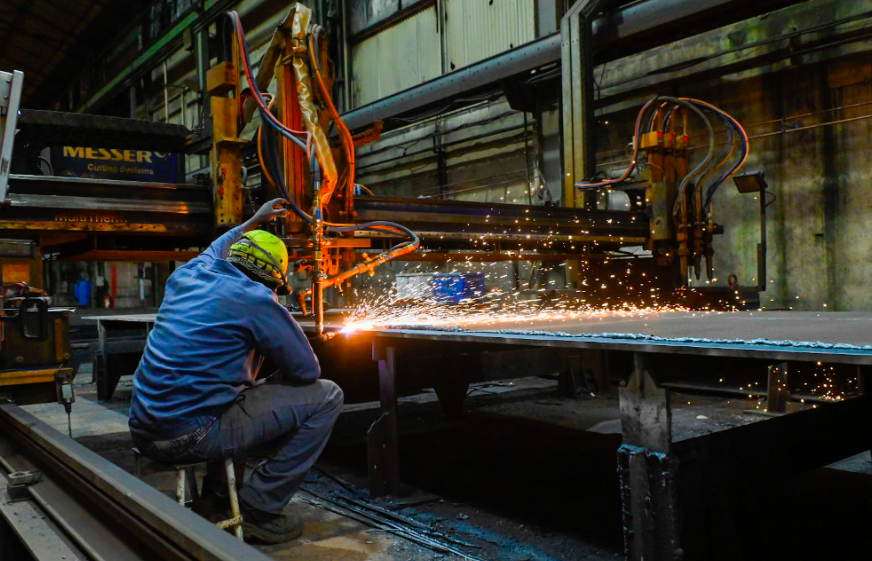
694, 110, 734, 222
648, 100, 736, 223
258, 117, 418, 252
256, 103, 277, 189
603, 96, 716, 219
646, 102, 669, 133
657, 97, 715, 225
682, 98, 748, 210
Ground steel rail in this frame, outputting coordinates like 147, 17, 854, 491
7, 174, 208, 192
6, 193, 211, 214
0, 402, 269, 561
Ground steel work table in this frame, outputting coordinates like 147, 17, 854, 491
84, 309, 872, 560
365, 310, 872, 364
344, 311, 872, 561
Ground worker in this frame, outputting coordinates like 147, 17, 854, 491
128, 198, 343, 544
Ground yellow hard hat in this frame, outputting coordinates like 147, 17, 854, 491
227, 230, 290, 293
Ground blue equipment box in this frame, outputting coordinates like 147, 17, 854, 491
432, 273, 486, 303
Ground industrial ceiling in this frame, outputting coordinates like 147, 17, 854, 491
0, 0, 135, 108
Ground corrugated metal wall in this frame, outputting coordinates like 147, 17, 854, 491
351, 7, 441, 107
444, 0, 536, 71
350, 0, 536, 108
355, 99, 537, 204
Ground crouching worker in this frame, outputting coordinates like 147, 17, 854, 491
129, 199, 343, 543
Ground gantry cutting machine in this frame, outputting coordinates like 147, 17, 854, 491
0, 4, 767, 404
573, 95, 764, 299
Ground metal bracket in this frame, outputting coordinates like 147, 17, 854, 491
618, 354, 681, 560
619, 353, 672, 452
6, 470, 42, 502
557, 354, 590, 398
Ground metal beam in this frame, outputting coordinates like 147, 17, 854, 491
59, 250, 201, 262
342, 32, 561, 132
561, 0, 608, 208
0, 71, 23, 202
7, 193, 210, 214
74, 0, 241, 114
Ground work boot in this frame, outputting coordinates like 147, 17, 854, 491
239, 502, 304, 544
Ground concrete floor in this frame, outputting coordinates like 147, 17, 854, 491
23, 368, 872, 560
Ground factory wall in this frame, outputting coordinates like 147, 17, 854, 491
356, 98, 537, 203
350, 0, 537, 107
351, 6, 441, 107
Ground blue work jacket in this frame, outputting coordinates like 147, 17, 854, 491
129, 226, 319, 441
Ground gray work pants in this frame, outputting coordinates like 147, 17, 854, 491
138, 379, 344, 514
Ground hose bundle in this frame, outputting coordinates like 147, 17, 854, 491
575, 95, 749, 225
227, 10, 419, 289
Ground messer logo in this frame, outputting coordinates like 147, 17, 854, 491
62, 146, 158, 163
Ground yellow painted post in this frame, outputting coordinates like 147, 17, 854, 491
210, 97, 246, 227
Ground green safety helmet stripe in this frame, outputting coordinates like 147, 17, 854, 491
239, 230, 288, 272
228, 230, 290, 290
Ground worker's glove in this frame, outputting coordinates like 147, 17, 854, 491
252, 198, 290, 225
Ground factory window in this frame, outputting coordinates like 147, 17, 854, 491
351, 0, 536, 108
444, 0, 535, 71
351, 7, 441, 107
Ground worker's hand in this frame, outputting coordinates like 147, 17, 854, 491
251, 198, 290, 225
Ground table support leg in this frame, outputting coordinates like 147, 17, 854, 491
861, 365, 872, 465
618, 352, 682, 561
767, 362, 789, 413
368, 343, 399, 497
